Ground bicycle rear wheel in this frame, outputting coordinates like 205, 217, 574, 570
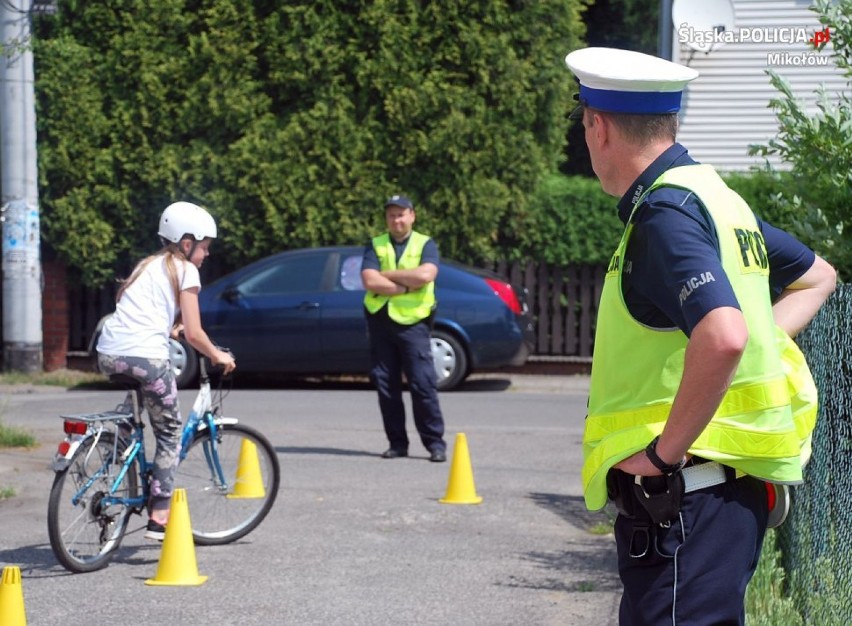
177, 423, 280, 545
47, 433, 139, 572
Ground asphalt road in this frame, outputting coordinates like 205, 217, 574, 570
0, 373, 620, 626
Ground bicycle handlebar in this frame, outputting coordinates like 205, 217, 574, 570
200, 346, 235, 379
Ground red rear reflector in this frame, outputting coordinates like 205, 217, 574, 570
765, 482, 776, 510
57, 441, 71, 456
64, 421, 88, 435
485, 278, 522, 315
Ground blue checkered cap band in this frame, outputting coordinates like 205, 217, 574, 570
565, 47, 699, 115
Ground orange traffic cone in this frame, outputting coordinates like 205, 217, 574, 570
439, 433, 483, 504
227, 438, 265, 499
0, 566, 27, 626
145, 489, 208, 586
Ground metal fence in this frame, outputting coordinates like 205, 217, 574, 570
783, 284, 851, 624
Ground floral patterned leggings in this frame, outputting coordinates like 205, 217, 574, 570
97, 354, 182, 516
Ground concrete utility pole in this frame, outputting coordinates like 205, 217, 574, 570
1, 0, 43, 372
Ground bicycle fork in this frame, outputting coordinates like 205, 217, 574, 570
181, 411, 240, 492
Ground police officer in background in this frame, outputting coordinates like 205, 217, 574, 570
361, 194, 447, 463
564, 47, 836, 624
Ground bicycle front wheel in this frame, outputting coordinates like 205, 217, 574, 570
177, 423, 280, 545
47, 433, 138, 573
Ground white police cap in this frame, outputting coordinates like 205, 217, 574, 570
565, 47, 698, 117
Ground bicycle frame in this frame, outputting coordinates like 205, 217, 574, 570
178, 377, 239, 491
84, 426, 148, 512
50, 408, 150, 515
53, 363, 239, 513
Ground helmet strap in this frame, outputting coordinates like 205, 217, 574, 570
179, 236, 198, 260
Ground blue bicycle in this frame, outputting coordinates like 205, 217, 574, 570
47, 355, 280, 573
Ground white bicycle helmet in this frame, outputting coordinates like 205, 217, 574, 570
158, 201, 217, 243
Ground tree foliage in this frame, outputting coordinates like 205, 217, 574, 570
562, 0, 659, 177
33, 0, 589, 286
749, 0, 852, 280
579, 0, 658, 55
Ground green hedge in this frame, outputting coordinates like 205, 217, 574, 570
33, 0, 589, 287
723, 169, 799, 231
511, 168, 819, 268
500, 173, 621, 265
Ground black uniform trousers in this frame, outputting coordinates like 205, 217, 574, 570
613, 470, 768, 625
366, 308, 446, 453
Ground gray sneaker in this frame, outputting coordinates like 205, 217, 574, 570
145, 520, 166, 541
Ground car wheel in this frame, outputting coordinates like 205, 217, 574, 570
169, 337, 199, 389
431, 330, 468, 391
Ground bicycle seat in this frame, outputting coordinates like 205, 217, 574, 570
108, 374, 144, 420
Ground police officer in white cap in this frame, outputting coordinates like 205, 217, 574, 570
565, 47, 836, 624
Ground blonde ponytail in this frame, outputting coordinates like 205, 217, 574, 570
116, 242, 187, 310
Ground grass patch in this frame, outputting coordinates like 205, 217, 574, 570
588, 521, 613, 535
0, 418, 37, 448
745, 529, 803, 625
0, 368, 107, 388
0, 486, 15, 500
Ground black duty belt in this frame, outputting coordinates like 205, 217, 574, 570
608, 461, 742, 526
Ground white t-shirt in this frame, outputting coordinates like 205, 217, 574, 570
97, 255, 201, 359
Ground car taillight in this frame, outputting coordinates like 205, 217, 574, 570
484, 278, 522, 315
64, 420, 88, 435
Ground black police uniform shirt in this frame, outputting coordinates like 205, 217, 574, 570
619, 143, 815, 336
362, 235, 440, 318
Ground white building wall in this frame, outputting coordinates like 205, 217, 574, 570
672, 0, 848, 172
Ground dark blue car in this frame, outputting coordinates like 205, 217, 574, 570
175, 246, 532, 390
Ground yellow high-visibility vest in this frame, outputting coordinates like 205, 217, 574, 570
364, 231, 436, 324
583, 164, 818, 510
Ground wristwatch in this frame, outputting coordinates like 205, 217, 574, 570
645, 436, 686, 475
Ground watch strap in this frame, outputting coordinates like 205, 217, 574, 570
645, 436, 686, 475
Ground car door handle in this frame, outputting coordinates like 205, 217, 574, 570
298, 301, 320, 310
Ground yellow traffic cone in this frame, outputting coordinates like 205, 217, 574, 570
439, 433, 483, 504
145, 489, 208, 586
227, 438, 265, 499
0, 566, 27, 626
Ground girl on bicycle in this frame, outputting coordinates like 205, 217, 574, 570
96, 201, 236, 540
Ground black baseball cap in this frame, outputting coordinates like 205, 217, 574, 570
384, 194, 414, 210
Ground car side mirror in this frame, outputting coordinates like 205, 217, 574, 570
222, 286, 242, 303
